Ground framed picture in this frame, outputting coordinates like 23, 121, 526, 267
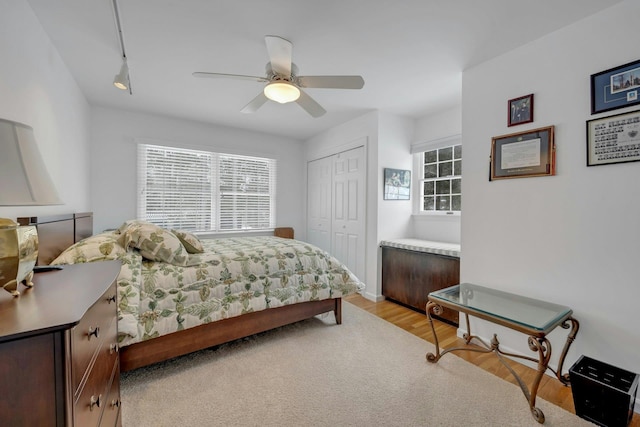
490, 126, 555, 180
586, 109, 640, 167
591, 59, 640, 114
383, 168, 411, 200
508, 94, 534, 127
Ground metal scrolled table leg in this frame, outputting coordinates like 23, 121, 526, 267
425, 301, 443, 363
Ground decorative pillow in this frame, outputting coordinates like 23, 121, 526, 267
122, 222, 189, 266
51, 232, 126, 265
116, 219, 155, 235
171, 229, 204, 254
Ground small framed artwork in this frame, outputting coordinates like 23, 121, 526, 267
383, 168, 411, 200
490, 125, 555, 180
508, 94, 534, 127
586, 109, 640, 167
591, 59, 640, 114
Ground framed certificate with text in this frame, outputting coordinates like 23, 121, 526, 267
586, 110, 640, 166
490, 126, 555, 180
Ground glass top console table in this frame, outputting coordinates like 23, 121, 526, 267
425, 283, 580, 424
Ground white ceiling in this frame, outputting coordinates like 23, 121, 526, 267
26, 0, 622, 140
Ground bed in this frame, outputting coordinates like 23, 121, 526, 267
19, 214, 364, 371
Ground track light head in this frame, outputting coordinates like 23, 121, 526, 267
113, 60, 129, 90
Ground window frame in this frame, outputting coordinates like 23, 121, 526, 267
411, 136, 462, 216
137, 143, 277, 233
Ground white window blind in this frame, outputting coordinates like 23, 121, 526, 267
138, 144, 276, 232
218, 153, 276, 231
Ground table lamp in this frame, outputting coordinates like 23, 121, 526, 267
0, 118, 62, 296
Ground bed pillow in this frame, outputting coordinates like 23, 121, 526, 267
123, 222, 189, 266
51, 232, 126, 265
171, 229, 204, 254
116, 219, 155, 235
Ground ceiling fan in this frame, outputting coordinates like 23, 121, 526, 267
193, 35, 364, 118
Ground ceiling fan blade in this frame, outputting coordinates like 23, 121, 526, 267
297, 75, 365, 89
296, 89, 326, 118
265, 35, 292, 77
240, 92, 269, 114
193, 72, 268, 83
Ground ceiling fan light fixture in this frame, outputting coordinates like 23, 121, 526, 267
263, 81, 300, 104
113, 59, 129, 90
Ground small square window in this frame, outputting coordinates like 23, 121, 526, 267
451, 195, 462, 210
435, 196, 450, 211
454, 160, 462, 176
425, 150, 437, 163
436, 180, 450, 195
451, 178, 461, 194
423, 181, 434, 196
419, 143, 462, 213
439, 147, 453, 161
424, 164, 437, 179
439, 161, 453, 177
423, 197, 435, 210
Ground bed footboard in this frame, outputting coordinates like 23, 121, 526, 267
120, 297, 342, 372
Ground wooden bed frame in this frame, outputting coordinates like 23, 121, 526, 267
18, 214, 342, 372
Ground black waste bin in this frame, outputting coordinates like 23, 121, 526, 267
570, 355, 639, 427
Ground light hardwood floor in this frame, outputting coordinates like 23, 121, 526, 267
345, 293, 639, 427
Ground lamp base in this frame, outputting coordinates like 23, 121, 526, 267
0, 219, 38, 297
2, 271, 34, 297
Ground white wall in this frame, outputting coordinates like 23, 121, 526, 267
414, 105, 462, 142
90, 106, 305, 234
412, 106, 462, 243
462, 0, 640, 380
378, 112, 414, 242
0, 1, 91, 220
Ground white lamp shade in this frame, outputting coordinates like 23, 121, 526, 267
263, 81, 300, 104
0, 118, 62, 205
113, 61, 129, 90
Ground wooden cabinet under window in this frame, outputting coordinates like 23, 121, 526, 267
381, 240, 460, 325
0, 261, 121, 426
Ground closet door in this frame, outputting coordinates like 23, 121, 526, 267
307, 146, 366, 282
307, 155, 332, 253
331, 146, 366, 281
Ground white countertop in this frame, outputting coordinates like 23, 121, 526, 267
380, 238, 461, 258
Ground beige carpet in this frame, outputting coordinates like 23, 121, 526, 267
120, 301, 591, 427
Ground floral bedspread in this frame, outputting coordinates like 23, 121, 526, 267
52, 232, 364, 347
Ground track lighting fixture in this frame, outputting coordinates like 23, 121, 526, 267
111, 0, 131, 94
113, 58, 129, 90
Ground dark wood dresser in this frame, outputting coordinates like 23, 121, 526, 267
381, 240, 460, 325
0, 261, 122, 426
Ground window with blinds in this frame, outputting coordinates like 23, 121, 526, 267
137, 144, 276, 232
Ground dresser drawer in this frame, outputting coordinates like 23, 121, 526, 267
100, 360, 122, 427
74, 317, 118, 426
71, 281, 118, 391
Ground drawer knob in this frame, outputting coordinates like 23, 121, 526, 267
106, 294, 116, 304
111, 398, 121, 409
88, 326, 100, 340
89, 394, 102, 411
109, 343, 119, 354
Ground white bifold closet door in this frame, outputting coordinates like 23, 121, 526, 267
307, 145, 365, 282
